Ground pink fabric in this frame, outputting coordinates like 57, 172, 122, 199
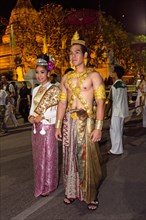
32, 122, 58, 197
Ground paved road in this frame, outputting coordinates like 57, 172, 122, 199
0, 115, 146, 220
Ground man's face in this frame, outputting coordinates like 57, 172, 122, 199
69, 44, 86, 67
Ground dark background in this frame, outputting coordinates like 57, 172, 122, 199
0, 0, 145, 35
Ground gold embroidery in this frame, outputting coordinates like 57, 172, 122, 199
66, 68, 95, 119
94, 84, 106, 99
71, 112, 78, 119
34, 85, 60, 115
38, 86, 46, 94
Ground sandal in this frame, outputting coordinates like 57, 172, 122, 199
63, 197, 75, 205
87, 200, 99, 210
41, 193, 49, 197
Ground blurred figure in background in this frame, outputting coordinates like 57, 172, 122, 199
64, 68, 74, 75
135, 74, 144, 115
50, 73, 60, 87
1, 75, 18, 127
0, 82, 8, 133
140, 73, 146, 127
17, 81, 30, 123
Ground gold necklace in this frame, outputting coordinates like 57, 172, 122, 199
68, 70, 87, 79
38, 86, 46, 94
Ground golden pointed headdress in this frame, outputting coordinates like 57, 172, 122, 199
71, 31, 85, 46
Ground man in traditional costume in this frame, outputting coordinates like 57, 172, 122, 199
28, 54, 60, 197
55, 32, 106, 210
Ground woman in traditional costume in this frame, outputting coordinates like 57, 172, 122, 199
28, 54, 60, 197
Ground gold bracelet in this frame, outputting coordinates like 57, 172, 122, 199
95, 120, 103, 130
55, 119, 62, 129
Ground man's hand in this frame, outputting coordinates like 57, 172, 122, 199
55, 128, 62, 141
90, 129, 102, 142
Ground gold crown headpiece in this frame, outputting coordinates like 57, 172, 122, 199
71, 31, 86, 46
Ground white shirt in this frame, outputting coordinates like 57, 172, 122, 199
111, 79, 129, 118
0, 89, 8, 105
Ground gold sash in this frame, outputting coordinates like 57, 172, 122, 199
34, 85, 60, 115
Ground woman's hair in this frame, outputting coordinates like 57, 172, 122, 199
37, 54, 49, 63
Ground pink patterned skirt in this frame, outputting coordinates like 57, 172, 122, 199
32, 122, 58, 197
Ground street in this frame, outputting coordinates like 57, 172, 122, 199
0, 115, 146, 220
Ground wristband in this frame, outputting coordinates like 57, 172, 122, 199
55, 119, 62, 129
95, 120, 103, 130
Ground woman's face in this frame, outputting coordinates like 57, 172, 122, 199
35, 66, 50, 85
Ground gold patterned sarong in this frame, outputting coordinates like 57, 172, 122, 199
63, 109, 102, 203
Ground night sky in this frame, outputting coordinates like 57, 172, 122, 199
0, 0, 145, 35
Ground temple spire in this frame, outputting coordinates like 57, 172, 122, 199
15, 0, 33, 9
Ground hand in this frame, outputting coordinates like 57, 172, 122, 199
90, 129, 102, 142
55, 128, 62, 141
34, 115, 42, 123
28, 116, 35, 124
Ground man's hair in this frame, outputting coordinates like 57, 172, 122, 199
114, 65, 125, 79
64, 68, 74, 75
51, 74, 57, 78
72, 43, 88, 55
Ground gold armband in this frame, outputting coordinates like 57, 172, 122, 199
55, 119, 62, 129
95, 120, 103, 130
94, 84, 106, 99
59, 92, 67, 101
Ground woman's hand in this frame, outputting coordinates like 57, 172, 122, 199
28, 116, 35, 124
34, 115, 43, 123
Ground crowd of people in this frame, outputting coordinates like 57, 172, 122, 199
1, 33, 146, 211
0, 76, 31, 133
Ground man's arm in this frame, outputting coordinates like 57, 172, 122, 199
90, 72, 106, 142
55, 76, 68, 141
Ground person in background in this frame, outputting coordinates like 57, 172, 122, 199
1, 75, 18, 127
55, 32, 106, 210
64, 68, 74, 75
139, 73, 146, 127
28, 54, 60, 197
107, 65, 129, 155
135, 74, 144, 115
17, 81, 30, 123
10, 81, 18, 108
50, 73, 60, 87
0, 83, 8, 133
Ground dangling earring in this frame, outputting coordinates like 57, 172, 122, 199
84, 57, 88, 66
70, 60, 75, 69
